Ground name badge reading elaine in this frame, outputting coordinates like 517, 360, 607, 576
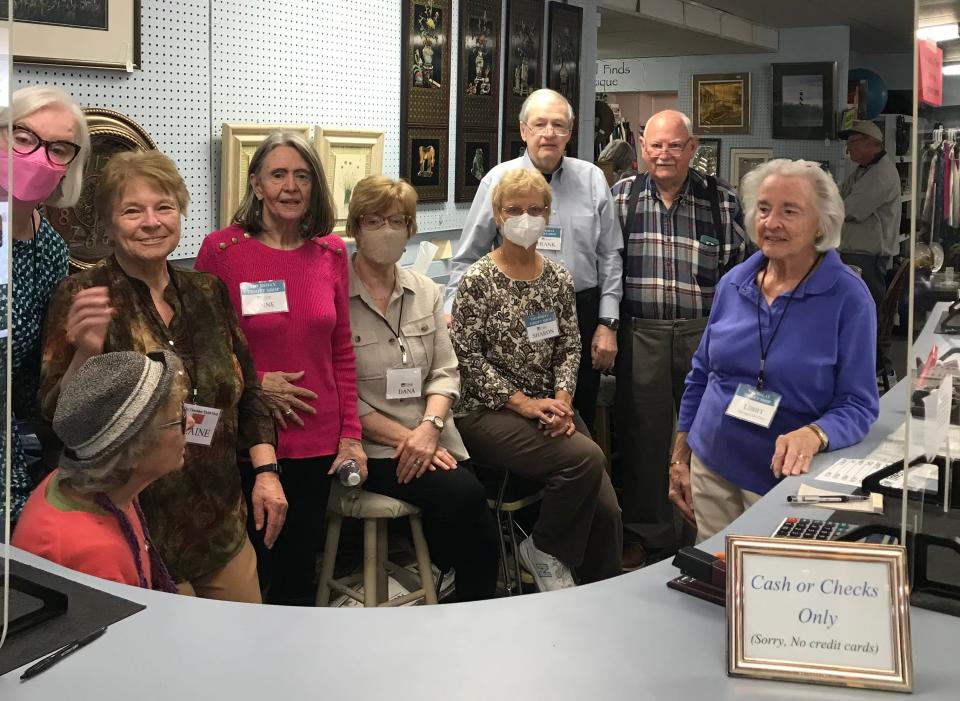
386, 367, 423, 400
525, 311, 560, 342
183, 403, 222, 447
726, 536, 912, 693
536, 226, 562, 251
239, 280, 289, 316
725, 383, 781, 428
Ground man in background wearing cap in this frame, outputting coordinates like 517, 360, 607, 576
838, 120, 902, 307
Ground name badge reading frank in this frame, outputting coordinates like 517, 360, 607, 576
184, 403, 222, 446
525, 311, 560, 342
536, 226, 562, 251
725, 383, 781, 428
240, 280, 289, 316
386, 367, 423, 400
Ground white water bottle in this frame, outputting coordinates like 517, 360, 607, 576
337, 458, 361, 486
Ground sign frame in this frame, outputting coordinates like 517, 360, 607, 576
726, 535, 912, 693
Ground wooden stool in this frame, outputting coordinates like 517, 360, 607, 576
315, 483, 438, 607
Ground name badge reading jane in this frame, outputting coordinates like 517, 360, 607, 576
386, 367, 423, 400
525, 311, 560, 342
536, 225, 562, 251
240, 280, 289, 316
726, 383, 781, 428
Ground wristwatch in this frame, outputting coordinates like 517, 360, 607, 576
252, 462, 282, 476
422, 415, 445, 430
598, 317, 620, 331
807, 423, 829, 451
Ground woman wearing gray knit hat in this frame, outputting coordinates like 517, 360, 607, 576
13, 351, 192, 592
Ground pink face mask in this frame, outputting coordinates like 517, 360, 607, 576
0, 148, 68, 206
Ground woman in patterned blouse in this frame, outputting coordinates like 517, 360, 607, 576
452, 168, 623, 592
0, 86, 89, 526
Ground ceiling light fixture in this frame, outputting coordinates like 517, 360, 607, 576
917, 24, 960, 42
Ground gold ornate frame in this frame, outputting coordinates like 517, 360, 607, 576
313, 127, 385, 238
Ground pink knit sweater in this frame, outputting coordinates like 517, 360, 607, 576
196, 226, 361, 459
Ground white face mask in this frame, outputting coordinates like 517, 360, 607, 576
359, 226, 407, 265
501, 214, 546, 249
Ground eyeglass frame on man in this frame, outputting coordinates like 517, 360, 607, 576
522, 122, 572, 137
500, 205, 546, 218
643, 137, 693, 157
10, 123, 82, 166
359, 213, 410, 230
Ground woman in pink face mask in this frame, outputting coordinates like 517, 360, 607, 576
0, 86, 90, 526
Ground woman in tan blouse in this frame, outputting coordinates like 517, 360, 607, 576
348, 175, 498, 601
452, 169, 623, 592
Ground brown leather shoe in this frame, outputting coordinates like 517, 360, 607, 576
622, 542, 647, 572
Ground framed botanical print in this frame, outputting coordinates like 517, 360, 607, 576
729, 147, 773, 191
219, 124, 311, 229
2, 1, 141, 70
455, 131, 496, 203
402, 126, 449, 203
501, 0, 543, 161
772, 62, 837, 140
692, 137, 721, 178
313, 128, 386, 237
547, 2, 581, 157
692, 73, 752, 135
401, 0, 452, 125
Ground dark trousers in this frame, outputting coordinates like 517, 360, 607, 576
574, 287, 601, 434
840, 252, 888, 307
363, 458, 500, 601
615, 316, 707, 553
457, 409, 622, 582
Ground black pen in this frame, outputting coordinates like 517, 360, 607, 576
786, 494, 870, 504
20, 626, 107, 682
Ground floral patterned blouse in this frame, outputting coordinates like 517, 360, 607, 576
451, 254, 580, 415
0, 216, 68, 525
40, 256, 275, 582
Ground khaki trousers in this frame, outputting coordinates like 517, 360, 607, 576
690, 453, 762, 543
176, 537, 262, 603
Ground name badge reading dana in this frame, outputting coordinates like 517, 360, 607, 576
240, 280, 289, 316
184, 403, 222, 446
525, 311, 560, 342
386, 367, 423, 400
536, 225, 562, 251
725, 383, 782, 428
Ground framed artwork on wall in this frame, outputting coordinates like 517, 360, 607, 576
402, 126, 449, 203
219, 123, 311, 229
313, 128, 386, 237
457, 0, 501, 130
455, 131, 496, 203
501, 0, 543, 162
729, 147, 773, 191
692, 137, 721, 178
547, 1, 581, 157
692, 73, 751, 135
402, 0, 452, 123
2, 1, 141, 70
772, 62, 837, 140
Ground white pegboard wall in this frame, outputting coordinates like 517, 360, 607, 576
14, 0, 211, 259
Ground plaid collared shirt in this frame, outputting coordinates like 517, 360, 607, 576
612, 171, 745, 320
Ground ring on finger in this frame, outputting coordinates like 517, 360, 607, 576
798, 452, 805, 460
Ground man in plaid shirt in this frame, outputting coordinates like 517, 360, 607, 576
611, 110, 745, 567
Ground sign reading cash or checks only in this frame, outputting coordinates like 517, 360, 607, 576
726, 536, 912, 693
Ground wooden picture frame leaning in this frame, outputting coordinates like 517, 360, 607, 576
313, 128, 386, 238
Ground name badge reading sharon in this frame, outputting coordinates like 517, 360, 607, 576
536, 225, 562, 251
240, 280, 289, 316
184, 403, 222, 447
726, 383, 781, 428
386, 367, 423, 400
525, 311, 560, 342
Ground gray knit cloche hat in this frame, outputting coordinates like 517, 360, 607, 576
54, 350, 178, 471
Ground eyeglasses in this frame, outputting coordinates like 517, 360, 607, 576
523, 123, 571, 137
500, 205, 546, 217
10, 124, 82, 166
360, 214, 410, 230
644, 139, 692, 157
157, 404, 187, 434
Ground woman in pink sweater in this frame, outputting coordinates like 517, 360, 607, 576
196, 131, 365, 605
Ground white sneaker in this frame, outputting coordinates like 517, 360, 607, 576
518, 537, 576, 592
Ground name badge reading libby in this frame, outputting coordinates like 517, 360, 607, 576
525, 311, 560, 342
536, 226, 562, 251
725, 383, 781, 428
386, 367, 423, 399
240, 280, 289, 316
184, 403, 222, 446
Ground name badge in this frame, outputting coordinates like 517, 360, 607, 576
525, 311, 560, 342
726, 383, 781, 428
536, 226, 562, 251
240, 280, 289, 316
386, 367, 423, 400
184, 403, 222, 447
